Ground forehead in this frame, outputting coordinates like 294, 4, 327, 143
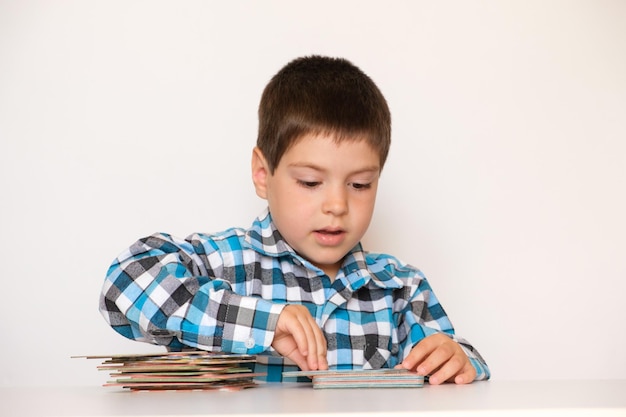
290, 132, 379, 154
280, 133, 380, 171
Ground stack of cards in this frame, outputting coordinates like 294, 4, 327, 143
282, 369, 424, 389
75, 351, 264, 391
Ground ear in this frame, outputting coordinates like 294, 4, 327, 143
251, 147, 270, 199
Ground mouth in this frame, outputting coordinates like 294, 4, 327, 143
315, 228, 345, 235
313, 228, 347, 246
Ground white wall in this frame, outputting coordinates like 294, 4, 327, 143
1, 1, 624, 387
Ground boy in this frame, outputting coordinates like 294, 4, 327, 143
100, 56, 490, 384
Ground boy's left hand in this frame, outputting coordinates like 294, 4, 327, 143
396, 333, 476, 385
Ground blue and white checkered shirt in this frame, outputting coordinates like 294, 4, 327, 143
100, 209, 490, 381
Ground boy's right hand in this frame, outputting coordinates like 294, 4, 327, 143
272, 305, 328, 371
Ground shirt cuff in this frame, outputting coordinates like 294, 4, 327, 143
222, 297, 285, 354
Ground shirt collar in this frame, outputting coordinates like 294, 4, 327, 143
341, 246, 404, 290
244, 208, 403, 290
243, 208, 294, 257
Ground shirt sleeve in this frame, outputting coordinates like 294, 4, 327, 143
398, 272, 491, 381
99, 233, 285, 354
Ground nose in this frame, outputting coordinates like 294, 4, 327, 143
321, 185, 348, 216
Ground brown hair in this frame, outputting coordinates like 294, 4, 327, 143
257, 56, 391, 173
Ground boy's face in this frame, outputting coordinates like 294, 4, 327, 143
252, 133, 380, 278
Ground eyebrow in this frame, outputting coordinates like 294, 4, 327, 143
287, 162, 380, 174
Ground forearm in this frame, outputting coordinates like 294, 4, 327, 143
401, 279, 490, 380
175, 288, 285, 353
398, 323, 491, 381
100, 233, 285, 353
455, 336, 491, 380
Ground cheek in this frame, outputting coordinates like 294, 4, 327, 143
276, 184, 317, 211
266, 178, 294, 208
354, 192, 377, 214
354, 198, 377, 230
270, 190, 312, 230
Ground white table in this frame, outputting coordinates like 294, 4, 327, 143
2, 380, 625, 417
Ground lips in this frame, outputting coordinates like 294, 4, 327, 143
313, 228, 346, 246
317, 228, 343, 234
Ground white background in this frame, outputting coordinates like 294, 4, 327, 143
1, 1, 624, 387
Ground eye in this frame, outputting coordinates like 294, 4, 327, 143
350, 182, 372, 191
297, 180, 321, 189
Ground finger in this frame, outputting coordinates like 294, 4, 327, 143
273, 325, 314, 371
415, 343, 455, 377
285, 314, 312, 357
426, 352, 465, 385
277, 305, 326, 370
311, 321, 328, 370
453, 362, 477, 385
295, 314, 319, 369
300, 313, 329, 370
285, 345, 312, 371
272, 331, 315, 372
400, 336, 439, 371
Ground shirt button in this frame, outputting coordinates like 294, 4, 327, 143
245, 338, 255, 349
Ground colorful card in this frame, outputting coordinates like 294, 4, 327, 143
75, 351, 264, 391
282, 368, 424, 389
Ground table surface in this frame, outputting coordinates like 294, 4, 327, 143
2, 380, 625, 417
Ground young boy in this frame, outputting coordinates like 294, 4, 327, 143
100, 56, 490, 384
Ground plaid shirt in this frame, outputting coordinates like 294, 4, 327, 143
100, 209, 490, 382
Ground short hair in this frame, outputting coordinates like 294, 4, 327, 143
257, 56, 391, 173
